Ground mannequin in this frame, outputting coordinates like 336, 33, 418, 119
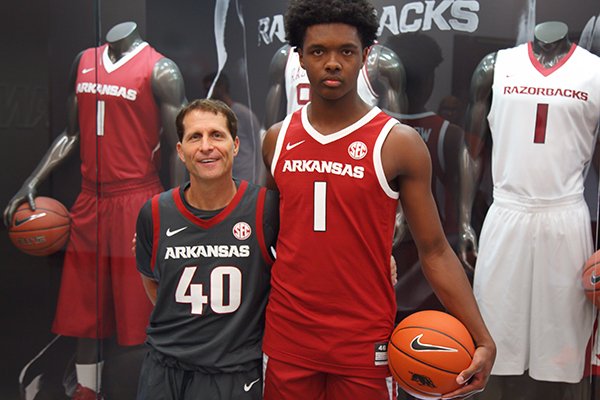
383, 33, 467, 329
3, 21, 187, 399
459, 21, 600, 398
263, 43, 407, 127
202, 72, 264, 184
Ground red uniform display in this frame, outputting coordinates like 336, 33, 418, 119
263, 106, 399, 378
52, 42, 164, 345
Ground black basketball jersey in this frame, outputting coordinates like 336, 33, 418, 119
136, 180, 277, 372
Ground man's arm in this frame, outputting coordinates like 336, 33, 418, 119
136, 201, 159, 305
382, 124, 495, 398
152, 57, 188, 187
3, 52, 83, 227
367, 44, 408, 114
458, 52, 496, 268
264, 45, 291, 128
141, 275, 158, 305
261, 121, 284, 190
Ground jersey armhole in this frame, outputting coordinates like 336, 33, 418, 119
150, 194, 161, 272
437, 120, 450, 174
270, 113, 294, 178
256, 187, 275, 266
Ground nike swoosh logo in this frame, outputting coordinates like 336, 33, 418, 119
166, 226, 188, 237
244, 377, 260, 392
286, 140, 305, 151
14, 212, 47, 227
82, 68, 95, 74
410, 334, 458, 352
592, 274, 600, 285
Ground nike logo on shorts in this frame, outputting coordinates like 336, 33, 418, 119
286, 140, 305, 151
243, 377, 260, 392
166, 226, 188, 237
410, 334, 458, 352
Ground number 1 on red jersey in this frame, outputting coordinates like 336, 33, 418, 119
314, 181, 327, 231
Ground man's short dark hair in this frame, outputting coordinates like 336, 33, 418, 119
176, 99, 238, 142
285, 0, 378, 49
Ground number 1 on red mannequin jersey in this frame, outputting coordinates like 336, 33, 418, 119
97, 100, 105, 136
314, 181, 326, 231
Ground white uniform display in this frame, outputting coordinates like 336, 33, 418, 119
284, 48, 377, 113
474, 42, 600, 382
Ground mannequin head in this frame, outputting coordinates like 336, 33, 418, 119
105, 21, 143, 60
386, 33, 443, 112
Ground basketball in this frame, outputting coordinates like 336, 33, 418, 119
582, 250, 600, 307
388, 310, 475, 399
9, 197, 70, 256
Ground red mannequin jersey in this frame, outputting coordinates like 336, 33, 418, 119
76, 42, 163, 183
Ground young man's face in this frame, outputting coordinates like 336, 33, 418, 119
177, 109, 239, 184
298, 23, 368, 101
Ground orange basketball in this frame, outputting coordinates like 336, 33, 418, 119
9, 197, 70, 256
388, 310, 475, 399
582, 250, 600, 308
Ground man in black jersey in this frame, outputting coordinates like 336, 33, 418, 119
135, 99, 278, 400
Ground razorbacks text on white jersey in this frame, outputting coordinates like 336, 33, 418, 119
488, 42, 600, 200
284, 48, 378, 113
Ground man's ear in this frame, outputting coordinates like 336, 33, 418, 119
233, 136, 240, 155
176, 142, 185, 162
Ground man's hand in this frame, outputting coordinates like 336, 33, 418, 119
131, 233, 137, 256
390, 255, 398, 286
441, 342, 496, 399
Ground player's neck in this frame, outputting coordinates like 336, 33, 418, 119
307, 95, 371, 135
185, 178, 237, 211
105, 22, 145, 62
532, 21, 572, 69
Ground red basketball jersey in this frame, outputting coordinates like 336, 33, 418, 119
263, 106, 399, 378
75, 43, 164, 183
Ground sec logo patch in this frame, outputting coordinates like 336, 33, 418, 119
233, 222, 252, 240
348, 141, 368, 160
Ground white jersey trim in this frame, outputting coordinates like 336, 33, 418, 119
102, 41, 149, 74
301, 105, 382, 144
374, 118, 400, 199
437, 119, 449, 173
270, 112, 294, 178
359, 65, 378, 100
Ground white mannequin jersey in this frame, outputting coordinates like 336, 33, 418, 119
488, 42, 600, 200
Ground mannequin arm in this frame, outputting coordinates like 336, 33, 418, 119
3, 53, 82, 227
458, 52, 495, 268
264, 45, 290, 128
152, 57, 188, 187
369, 44, 408, 113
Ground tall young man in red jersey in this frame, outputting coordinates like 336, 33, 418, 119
261, 1, 496, 399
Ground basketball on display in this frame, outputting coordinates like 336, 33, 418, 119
9, 197, 71, 256
388, 310, 475, 399
582, 249, 600, 307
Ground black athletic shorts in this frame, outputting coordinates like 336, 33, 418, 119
136, 349, 262, 400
